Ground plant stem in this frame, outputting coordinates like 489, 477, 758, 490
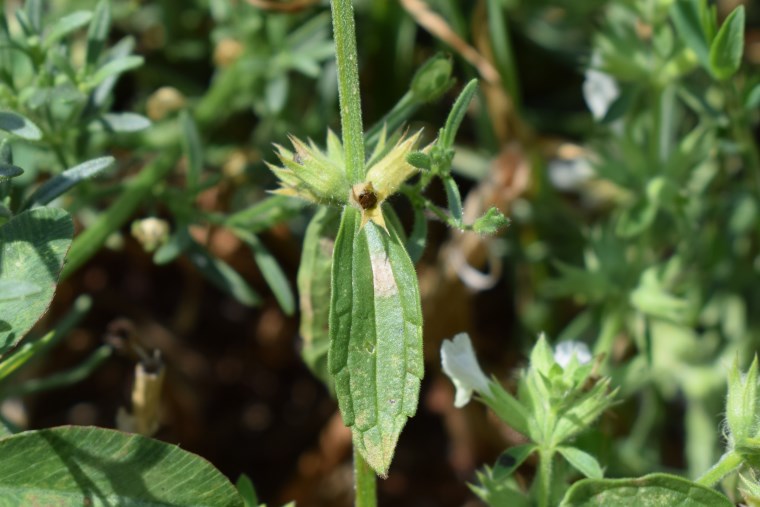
330, 0, 365, 183
61, 150, 179, 279
354, 446, 377, 507
537, 448, 554, 507
695, 450, 742, 487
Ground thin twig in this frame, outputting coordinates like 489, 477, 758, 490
400, 0, 501, 85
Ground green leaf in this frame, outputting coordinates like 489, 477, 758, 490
24, 0, 42, 34
180, 110, 203, 191
406, 205, 427, 264
44, 11, 92, 48
0, 112, 42, 140
0, 426, 243, 506
0, 164, 23, 181
558, 446, 604, 479
187, 242, 261, 307
559, 473, 733, 507
671, 0, 711, 69
0, 208, 73, 355
86, 0, 111, 67
298, 207, 340, 391
442, 176, 463, 226
708, 5, 745, 80
236, 474, 259, 507
329, 207, 423, 476
226, 196, 305, 233
0, 280, 41, 301
410, 53, 454, 102
97, 112, 152, 132
440, 79, 478, 149
154, 227, 191, 265
492, 444, 537, 480
24, 156, 114, 208
87, 55, 144, 89
235, 230, 295, 316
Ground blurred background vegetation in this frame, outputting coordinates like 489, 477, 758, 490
3, 0, 760, 505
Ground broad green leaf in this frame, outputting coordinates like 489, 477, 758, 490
0, 111, 42, 140
329, 207, 423, 476
0, 208, 73, 355
235, 230, 295, 316
180, 110, 203, 190
44, 11, 92, 48
0, 426, 243, 506
187, 242, 261, 307
86, 55, 144, 89
86, 0, 111, 66
98, 112, 152, 132
0, 280, 41, 301
298, 207, 340, 391
558, 446, 604, 479
708, 5, 745, 80
24, 156, 114, 208
559, 473, 733, 507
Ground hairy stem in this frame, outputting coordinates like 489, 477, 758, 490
354, 446, 377, 507
695, 450, 742, 487
331, 0, 365, 183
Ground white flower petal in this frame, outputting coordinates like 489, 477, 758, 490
441, 333, 491, 407
554, 341, 592, 369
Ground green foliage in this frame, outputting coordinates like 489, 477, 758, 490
0, 426, 243, 506
0, 207, 72, 355
560, 473, 734, 507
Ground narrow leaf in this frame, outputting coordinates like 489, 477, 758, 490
440, 79, 478, 149
442, 176, 463, 226
560, 473, 733, 507
44, 11, 92, 48
406, 205, 427, 264
329, 207, 423, 476
86, 0, 111, 66
0, 164, 23, 181
236, 474, 258, 507
492, 444, 537, 480
180, 110, 203, 190
226, 196, 305, 233
0, 426, 243, 506
97, 112, 151, 132
0, 112, 42, 140
24, 156, 114, 208
709, 5, 745, 80
187, 242, 261, 307
87, 55, 143, 89
671, 0, 711, 69
558, 446, 604, 479
0, 208, 73, 355
298, 207, 340, 391
236, 230, 295, 316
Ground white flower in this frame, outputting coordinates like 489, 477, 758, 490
441, 333, 491, 408
583, 53, 619, 121
554, 341, 592, 369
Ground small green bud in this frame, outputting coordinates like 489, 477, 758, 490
406, 151, 431, 170
411, 53, 454, 103
472, 207, 510, 235
726, 356, 759, 446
